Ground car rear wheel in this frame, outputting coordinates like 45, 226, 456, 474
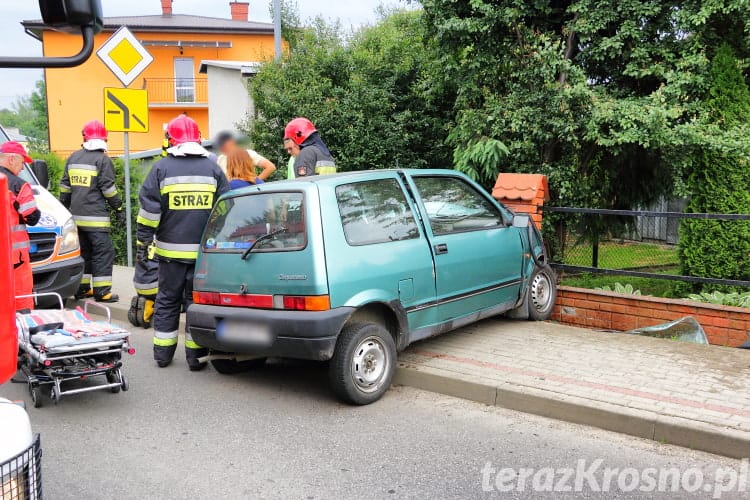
329, 322, 396, 405
210, 356, 267, 375
527, 264, 557, 321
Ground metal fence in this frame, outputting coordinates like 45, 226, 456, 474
142, 78, 208, 105
542, 206, 750, 289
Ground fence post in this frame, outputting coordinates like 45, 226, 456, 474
591, 228, 599, 268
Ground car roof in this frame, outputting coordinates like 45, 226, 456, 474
270, 168, 461, 186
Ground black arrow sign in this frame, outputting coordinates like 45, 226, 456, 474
106, 90, 145, 130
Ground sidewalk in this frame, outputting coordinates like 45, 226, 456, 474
92, 265, 750, 458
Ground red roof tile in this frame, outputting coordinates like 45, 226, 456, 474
492, 173, 549, 202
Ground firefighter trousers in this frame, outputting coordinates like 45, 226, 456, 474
152, 259, 205, 366
78, 230, 115, 298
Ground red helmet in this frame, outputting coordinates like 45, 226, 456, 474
284, 117, 316, 146
167, 115, 201, 145
82, 120, 107, 141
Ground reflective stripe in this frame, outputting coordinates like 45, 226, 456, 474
185, 339, 202, 350
12, 224, 26, 232
155, 240, 200, 260
135, 281, 159, 291
59, 183, 71, 193
102, 185, 118, 198
81, 274, 92, 285
136, 209, 160, 228
161, 183, 217, 195
92, 276, 113, 286
75, 215, 111, 228
315, 160, 337, 175
17, 201, 37, 213
153, 337, 178, 347
69, 168, 98, 178
136, 287, 159, 296
155, 330, 178, 339
160, 175, 217, 190
69, 163, 98, 172
13, 241, 30, 250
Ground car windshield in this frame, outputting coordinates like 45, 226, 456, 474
203, 192, 306, 253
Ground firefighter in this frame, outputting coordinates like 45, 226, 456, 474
136, 115, 229, 370
0, 142, 41, 310
60, 120, 124, 303
284, 117, 337, 177
128, 238, 159, 328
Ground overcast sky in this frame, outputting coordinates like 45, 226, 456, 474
0, 0, 406, 108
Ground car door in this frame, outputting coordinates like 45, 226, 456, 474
408, 174, 524, 323
321, 174, 438, 332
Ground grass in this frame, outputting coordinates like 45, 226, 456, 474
563, 239, 679, 270
561, 272, 680, 298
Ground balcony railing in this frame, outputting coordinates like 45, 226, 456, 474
143, 78, 208, 106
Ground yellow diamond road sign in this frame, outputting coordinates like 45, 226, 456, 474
103, 88, 149, 133
97, 26, 153, 87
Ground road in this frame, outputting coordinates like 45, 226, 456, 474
3, 326, 746, 499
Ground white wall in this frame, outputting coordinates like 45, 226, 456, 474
206, 66, 255, 137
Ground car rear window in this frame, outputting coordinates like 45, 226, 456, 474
335, 178, 420, 246
203, 192, 306, 253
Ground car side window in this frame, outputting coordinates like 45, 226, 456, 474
413, 176, 505, 235
336, 179, 420, 246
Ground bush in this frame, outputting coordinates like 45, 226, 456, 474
30, 151, 65, 197
111, 158, 147, 265
687, 291, 750, 308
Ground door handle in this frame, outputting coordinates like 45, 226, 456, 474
433, 243, 448, 255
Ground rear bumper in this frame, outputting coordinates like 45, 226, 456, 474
32, 256, 84, 300
186, 304, 356, 361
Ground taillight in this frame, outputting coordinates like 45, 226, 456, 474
282, 295, 330, 311
192, 291, 273, 308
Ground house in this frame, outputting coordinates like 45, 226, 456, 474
23, 0, 274, 157
199, 60, 260, 139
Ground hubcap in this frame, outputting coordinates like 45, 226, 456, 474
530, 271, 553, 312
351, 336, 389, 393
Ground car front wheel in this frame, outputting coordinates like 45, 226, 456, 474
527, 264, 557, 321
329, 322, 396, 405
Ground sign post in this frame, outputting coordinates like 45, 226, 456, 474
97, 26, 153, 267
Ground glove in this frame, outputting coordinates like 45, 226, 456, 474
116, 209, 127, 225
136, 242, 148, 263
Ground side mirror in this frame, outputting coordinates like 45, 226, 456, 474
512, 214, 531, 228
31, 160, 50, 189
40, 0, 103, 34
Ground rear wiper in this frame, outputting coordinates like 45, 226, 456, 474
241, 227, 287, 260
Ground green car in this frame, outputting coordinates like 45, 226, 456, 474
186, 169, 556, 404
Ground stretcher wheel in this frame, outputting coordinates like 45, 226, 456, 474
107, 371, 121, 393
51, 386, 60, 405
121, 374, 129, 392
30, 385, 42, 408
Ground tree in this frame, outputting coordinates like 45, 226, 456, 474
246, 9, 454, 173
0, 79, 49, 151
678, 44, 750, 289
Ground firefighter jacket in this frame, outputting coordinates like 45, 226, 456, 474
136, 152, 229, 262
294, 131, 337, 177
1, 166, 41, 266
59, 148, 122, 232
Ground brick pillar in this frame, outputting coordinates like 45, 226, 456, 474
491, 173, 549, 229
161, 0, 172, 16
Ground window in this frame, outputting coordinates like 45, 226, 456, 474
203, 192, 306, 252
413, 176, 505, 235
336, 179, 420, 246
174, 57, 195, 103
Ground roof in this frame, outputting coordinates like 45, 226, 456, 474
22, 14, 273, 36
492, 173, 549, 202
199, 60, 261, 76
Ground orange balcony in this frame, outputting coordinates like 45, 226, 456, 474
143, 78, 208, 107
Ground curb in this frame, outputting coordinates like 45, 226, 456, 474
394, 364, 750, 460
78, 295, 750, 459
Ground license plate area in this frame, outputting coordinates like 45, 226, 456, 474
216, 319, 274, 348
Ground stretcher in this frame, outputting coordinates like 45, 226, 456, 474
15, 293, 135, 408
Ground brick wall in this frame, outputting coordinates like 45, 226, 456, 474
553, 286, 750, 347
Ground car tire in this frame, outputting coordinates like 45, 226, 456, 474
527, 264, 557, 321
210, 356, 267, 375
329, 322, 396, 405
